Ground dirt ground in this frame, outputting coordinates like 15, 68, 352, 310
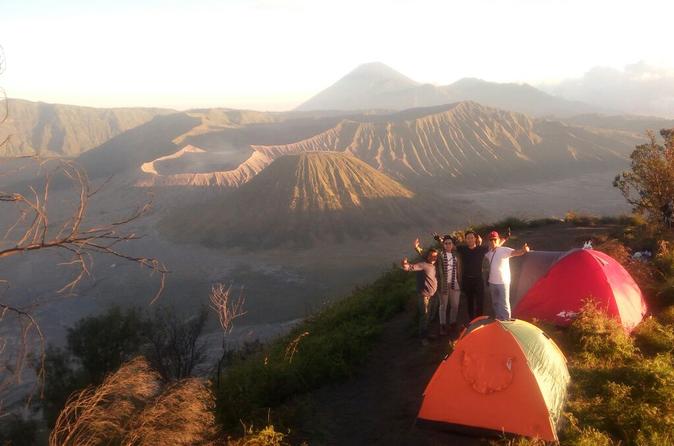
293, 223, 618, 446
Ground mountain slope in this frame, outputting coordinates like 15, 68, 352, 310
295, 63, 599, 117
0, 99, 172, 157
442, 78, 600, 117
160, 152, 451, 248
256, 102, 638, 187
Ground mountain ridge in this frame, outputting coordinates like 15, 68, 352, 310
0, 99, 173, 157
296, 62, 600, 117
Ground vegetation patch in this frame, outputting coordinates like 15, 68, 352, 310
556, 305, 674, 445
215, 268, 414, 429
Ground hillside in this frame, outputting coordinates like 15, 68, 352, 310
0, 99, 172, 157
256, 102, 639, 187
296, 62, 599, 117
442, 78, 600, 118
139, 102, 640, 190
159, 152, 453, 247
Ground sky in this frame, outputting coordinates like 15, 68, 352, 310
1, 0, 673, 111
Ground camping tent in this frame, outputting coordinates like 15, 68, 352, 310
513, 249, 647, 331
509, 250, 566, 309
417, 318, 570, 441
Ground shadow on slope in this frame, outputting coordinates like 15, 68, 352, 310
159, 152, 456, 249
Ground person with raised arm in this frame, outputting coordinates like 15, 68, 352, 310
415, 235, 460, 336
401, 248, 439, 343
484, 230, 530, 320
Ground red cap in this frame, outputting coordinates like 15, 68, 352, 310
489, 231, 500, 239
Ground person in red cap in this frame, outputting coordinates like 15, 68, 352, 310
484, 230, 530, 320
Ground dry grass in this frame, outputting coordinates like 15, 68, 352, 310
50, 357, 219, 446
123, 378, 216, 446
49, 357, 161, 446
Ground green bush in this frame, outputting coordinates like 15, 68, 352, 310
633, 316, 674, 355
215, 268, 414, 429
67, 306, 148, 383
567, 300, 637, 365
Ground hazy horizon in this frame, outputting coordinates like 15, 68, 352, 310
2, 0, 674, 112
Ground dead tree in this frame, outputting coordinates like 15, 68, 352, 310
209, 283, 245, 386
0, 159, 168, 410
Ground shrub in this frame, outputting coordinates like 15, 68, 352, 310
67, 306, 148, 384
567, 300, 636, 365
594, 239, 631, 264
633, 316, 674, 355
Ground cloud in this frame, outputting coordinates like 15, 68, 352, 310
542, 62, 674, 118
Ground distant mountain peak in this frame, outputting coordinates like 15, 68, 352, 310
450, 77, 488, 86
295, 62, 419, 112
345, 62, 418, 83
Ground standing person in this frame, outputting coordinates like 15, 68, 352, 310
414, 236, 461, 335
485, 231, 530, 320
402, 249, 439, 342
456, 231, 489, 322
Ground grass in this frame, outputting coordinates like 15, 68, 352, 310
214, 267, 415, 430
556, 303, 674, 446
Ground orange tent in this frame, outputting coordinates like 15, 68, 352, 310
417, 318, 570, 441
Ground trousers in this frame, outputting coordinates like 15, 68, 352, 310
438, 288, 460, 325
489, 283, 511, 320
462, 277, 484, 322
418, 293, 438, 337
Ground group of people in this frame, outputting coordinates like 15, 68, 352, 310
401, 230, 530, 341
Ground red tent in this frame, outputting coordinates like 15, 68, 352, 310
513, 249, 647, 331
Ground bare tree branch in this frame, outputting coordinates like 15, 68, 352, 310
0, 159, 168, 411
209, 283, 246, 387
209, 283, 246, 335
